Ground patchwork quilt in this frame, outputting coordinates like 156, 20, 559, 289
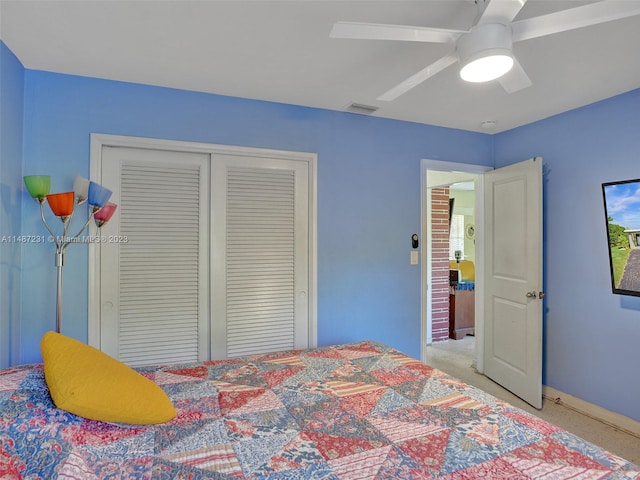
1, 340, 638, 479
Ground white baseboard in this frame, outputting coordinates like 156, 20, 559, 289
543, 386, 640, 438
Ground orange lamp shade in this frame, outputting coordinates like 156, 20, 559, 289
47, 192, 75, 218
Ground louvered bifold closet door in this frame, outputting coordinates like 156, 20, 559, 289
99, 147, 210, 366
226, 167, 295, 357
212, 155, 309, 359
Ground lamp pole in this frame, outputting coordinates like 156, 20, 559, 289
36, 199, 96, 333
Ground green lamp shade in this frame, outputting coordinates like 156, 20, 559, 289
24, 175, 51, 199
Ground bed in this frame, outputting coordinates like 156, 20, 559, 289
1, 340, 638, 479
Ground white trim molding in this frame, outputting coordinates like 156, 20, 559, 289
543, 385, 640, 438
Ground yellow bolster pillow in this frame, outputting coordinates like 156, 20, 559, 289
40, 331, 176, 425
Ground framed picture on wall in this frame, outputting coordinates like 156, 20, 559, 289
602, 178, 640, 297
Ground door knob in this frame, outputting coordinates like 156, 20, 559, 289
526, 291, 537, 299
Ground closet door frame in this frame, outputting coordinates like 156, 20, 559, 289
88, 133, 317, 355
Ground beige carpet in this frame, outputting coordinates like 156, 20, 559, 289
425, 336, 640, 465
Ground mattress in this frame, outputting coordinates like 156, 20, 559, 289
1, 340, 638, 479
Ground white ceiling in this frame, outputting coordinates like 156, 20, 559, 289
2, 0, 639, 133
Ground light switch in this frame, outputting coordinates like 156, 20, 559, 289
410, 251, 419, 265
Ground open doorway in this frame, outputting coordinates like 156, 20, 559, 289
421, 158, 544, 408
419, 160, 491, 369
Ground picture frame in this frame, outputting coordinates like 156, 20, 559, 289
602, 178, 640, 297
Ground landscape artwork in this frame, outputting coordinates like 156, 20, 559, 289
602, 178, 640, 297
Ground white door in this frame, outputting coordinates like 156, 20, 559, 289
90, 136, 316, 366
483, 158, 543, 408
210, 153, 309, 359
98, 146, 210, 366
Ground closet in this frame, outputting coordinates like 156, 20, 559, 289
88, 135, 315, 365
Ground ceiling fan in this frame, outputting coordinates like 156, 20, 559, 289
330, 0, 640, 100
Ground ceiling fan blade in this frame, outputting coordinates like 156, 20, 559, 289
330, 21, 464, 44
512, 1, 640, 43
497, 58, 532, 94
477, 0, 528, 25
377, 53, 458, 101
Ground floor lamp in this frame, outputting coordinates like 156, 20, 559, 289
23, 175, 117, 334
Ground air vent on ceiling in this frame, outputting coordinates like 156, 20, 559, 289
345, 103, 378, 115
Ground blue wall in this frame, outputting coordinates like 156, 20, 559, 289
0, 42, 24, 369
17, 68, 491, 364
494, 89, 640, 421
3, 37, 639, 422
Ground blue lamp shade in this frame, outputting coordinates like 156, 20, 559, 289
87, 181, 112, 208
24, 175, 51, 199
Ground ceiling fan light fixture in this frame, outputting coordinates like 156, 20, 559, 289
460, 51, 514, 83
457, 23, 514, 83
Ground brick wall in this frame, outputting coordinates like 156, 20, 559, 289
431, 187, 450, 342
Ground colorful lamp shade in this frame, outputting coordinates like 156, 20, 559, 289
46, 192, 75, 218
73, 175, 90, 203
94, 202, 117, 227
88, 181, 112, 208
24, 175, 51, 199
